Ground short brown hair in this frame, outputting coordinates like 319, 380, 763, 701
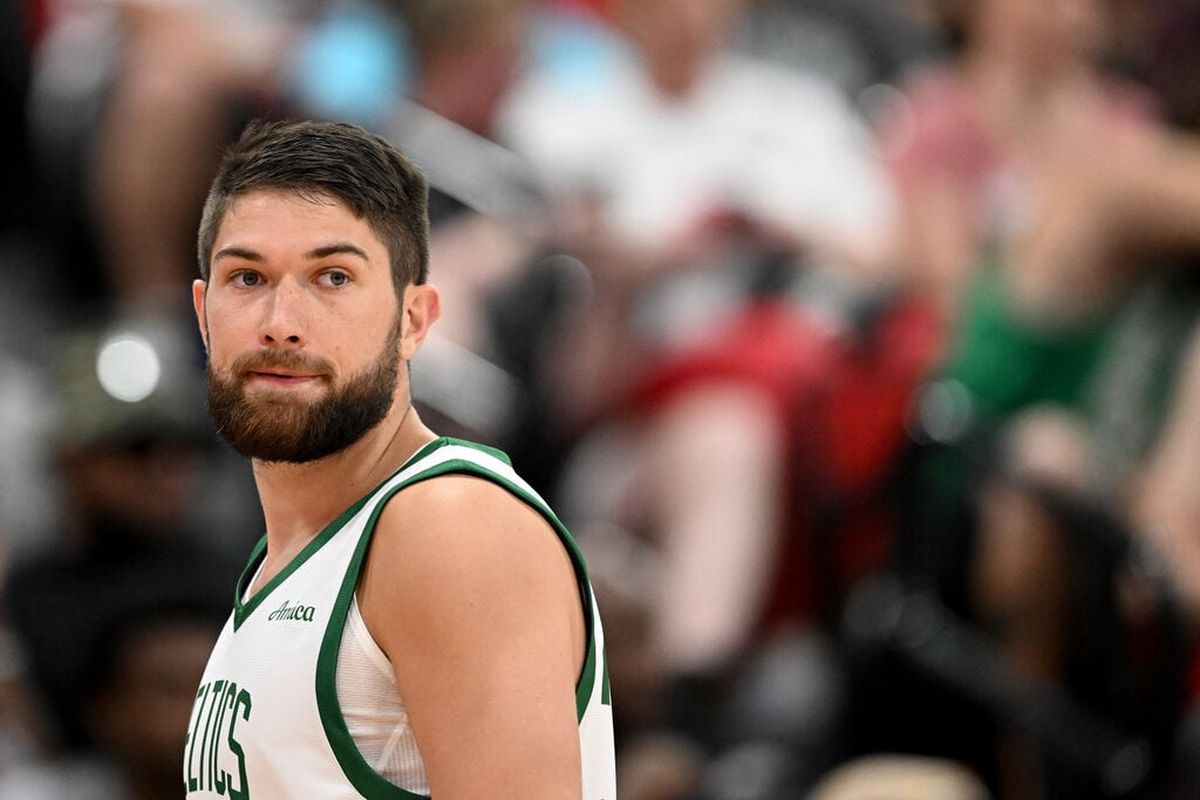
197, 120, 430, 292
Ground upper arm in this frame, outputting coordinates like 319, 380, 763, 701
356, 474, 586, 799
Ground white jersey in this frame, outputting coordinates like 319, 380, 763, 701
184, 437, 616, 799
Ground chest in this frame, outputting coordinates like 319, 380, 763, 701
184, 530, 361, 797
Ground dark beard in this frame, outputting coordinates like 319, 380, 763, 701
206, 319, 402, 464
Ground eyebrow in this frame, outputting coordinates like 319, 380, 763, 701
213, 246, 263, 263
306, 242, 370, 262
212, 242, 371, 263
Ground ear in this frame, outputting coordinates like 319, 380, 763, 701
192, 279, 210, 352
399, 283, 441, 360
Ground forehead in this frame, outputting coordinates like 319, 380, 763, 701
213, 189, 384, 258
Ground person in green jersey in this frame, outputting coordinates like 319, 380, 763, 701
188, 120, 614, 799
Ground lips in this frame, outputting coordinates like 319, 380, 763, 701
246, 370, 322, 385
250, 370, 317, 380
229, 351, 336, 387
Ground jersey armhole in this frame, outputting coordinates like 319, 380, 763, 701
314, 454, 600, 799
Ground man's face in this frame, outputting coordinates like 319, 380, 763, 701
194, 189, 407, 463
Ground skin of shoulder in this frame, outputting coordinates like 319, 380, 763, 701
356, 472, 586, 799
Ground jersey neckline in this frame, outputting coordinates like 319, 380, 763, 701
231, 436, 450, 631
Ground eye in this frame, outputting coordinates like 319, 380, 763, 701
230, 271, 264, 288
317, 270, 351, 288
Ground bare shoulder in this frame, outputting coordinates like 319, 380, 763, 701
369, 473, 569, 577
357, 473, 584, 661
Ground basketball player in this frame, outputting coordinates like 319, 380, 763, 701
183, 120, 615, 799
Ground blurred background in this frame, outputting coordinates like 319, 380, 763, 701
5, 0, 1200, 797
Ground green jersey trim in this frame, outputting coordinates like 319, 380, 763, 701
314, 439, 598, 799
230, 438, 449, 632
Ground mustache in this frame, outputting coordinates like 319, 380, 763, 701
228, 350, 335, 379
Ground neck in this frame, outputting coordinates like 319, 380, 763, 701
251, 400, 437, 554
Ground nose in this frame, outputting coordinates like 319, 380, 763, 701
259, 279, 307, 348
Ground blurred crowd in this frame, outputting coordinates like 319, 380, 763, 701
4, 0, 1200, 797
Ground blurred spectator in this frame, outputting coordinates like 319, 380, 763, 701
494, 0, 900, 450
86, 0, 288, 312
3, 316, 239, 753
865, 0, 1200, 794
879, 0, 1200, 326
501, 0, 893, 275
0, 599, 226, 800
874, 0, 1200, 590
22, 0, 291, 320
493, 2, 949, 798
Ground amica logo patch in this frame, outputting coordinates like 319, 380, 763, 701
267, 599, 317, 622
